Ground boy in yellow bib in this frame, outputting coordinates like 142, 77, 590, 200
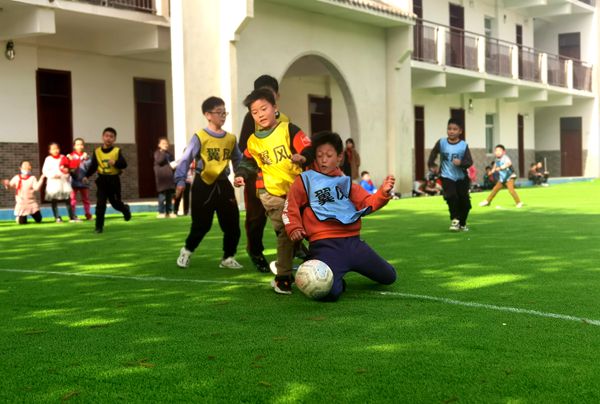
234, 88, 314, 295
176, 97, 243, 270
85, 127, 131, 233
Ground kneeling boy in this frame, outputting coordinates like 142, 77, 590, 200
283, 132, 397, 301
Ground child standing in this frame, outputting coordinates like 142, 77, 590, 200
67, 138, 92, 221
427, 118, 473, 231
175, 97, 243, 269
2, 161, 45, 224
154, 137, 175, 218
283, 132, 397, 301
479, 145, 522, 208
85, 127, 131, 233
234, 88, 314, 294
43, 142, 74, 223
359, 171, 377, 194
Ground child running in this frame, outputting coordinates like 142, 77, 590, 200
479, 144, 523, 208
43, 142, 74, 223
67, 138, 92, 221
2, 161, 45, 224
283, 131, 397, 301
427, 118, 473, 231
175, 97, 243, 269
234, 88, 314, 294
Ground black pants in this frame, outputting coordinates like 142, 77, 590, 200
95, 175, 129, 230
174, 183, 191, 215
243, 174, 268, 256
51, 199, 74, 220
185, 177, 240, 259
18, 211, 43, 224
441, 177, 471, 226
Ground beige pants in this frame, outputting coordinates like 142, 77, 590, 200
259, 192, 294, 276
486, 179, 521, 204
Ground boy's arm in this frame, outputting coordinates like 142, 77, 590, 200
114, 149, 127, 170
427, 140, 441, 168
174, 136, 200, 187
234, 149, 259, 180
283, 176, 308, 240
350, 176, 394, 213
289, 124, 314, 168
85, 152, 98, 177
461, 145, 473, 169
238, 112, 255, 153
230, 142, 243, 172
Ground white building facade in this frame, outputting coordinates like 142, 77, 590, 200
0, 0, 597, 208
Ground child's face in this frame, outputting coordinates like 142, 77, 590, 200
494, 147, 505, 158
362, 173, 371, 181
158, 139, 169, 151
431, 166, 439, 173
102, 131, 116, 147
447, 123, 462, 141
345, 141, 353, 150
21, 161, 32, 172
316, 143, 342, 175
250, 98, 278, 129
49, 144, 60, 156
74, 140, 85, 153
204, 104, 227, 128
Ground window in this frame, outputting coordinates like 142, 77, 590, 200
485, 114, 495, 154
484, 17, 493, 38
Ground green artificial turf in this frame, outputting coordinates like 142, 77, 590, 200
1, 181, 600, 403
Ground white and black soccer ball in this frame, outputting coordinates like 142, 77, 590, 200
295, 259, 334, 300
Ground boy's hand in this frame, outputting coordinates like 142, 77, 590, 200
108, 159, 116, 166
82, 152, 88, 160
82, 177, 89, 184
452, 158, 462, 166
175, 185, 185, 199
291, 154, 306, 165
289, 228, 306, 242
382, 175, 395, 195
234, 177, 245, 187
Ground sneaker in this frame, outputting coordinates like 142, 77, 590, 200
516, 202, 523, 209
95, 228, 103, 234
271, 275, 293, 295
220, 256, 243, 269
449, 219, 460, 232
55, 217, 63, 223
168, 213, 177, 219
249, 253, 270, 273
85, 213, 93, 221
123, 205, 132, 221
460, 225, 470, 232
541, 183, 549, 187
156, 213, 166, 219
294, 243, 309, 260
70, 217, 82, 223
269, 261, 278, 275
177, 247, 192, 268
479, 200, 490, 207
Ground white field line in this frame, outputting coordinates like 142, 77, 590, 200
1, 268, 599, 327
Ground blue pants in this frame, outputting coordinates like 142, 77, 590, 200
309, 236, 396, 301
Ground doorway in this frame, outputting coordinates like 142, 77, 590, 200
414, 106, 425, 179
308, 95, 332, 135
560, 117, 582, 176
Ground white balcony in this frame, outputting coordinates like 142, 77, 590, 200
502, 0, 595, 17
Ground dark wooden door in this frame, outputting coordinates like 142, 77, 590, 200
308, 95, 332, 135
134, 78, 167, 198
36, 69, 73, 202
516, 25, 523, 79
450, 108, 466, 140
449, 4, 465, 68
414, 106, 425, 179
517, 114, 525, 177
560, 117, 582, 176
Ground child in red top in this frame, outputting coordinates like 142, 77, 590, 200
283, 131, 397, 301
67, 138, 92, 221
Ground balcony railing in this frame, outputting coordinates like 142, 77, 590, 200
74, 0, 156, 14
412, 19, 593, 92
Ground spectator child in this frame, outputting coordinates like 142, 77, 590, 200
154, 137, 176, 218
341, 138, 361, 180
359, 171, 377, 194
482, 166, 496, 190
2, 161, 45, 224
479, 145, 522, 208
283, 131, 396, 301
67, 138, 92, 221
43, 142, 75, 223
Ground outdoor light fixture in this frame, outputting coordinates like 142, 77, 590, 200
468, 98, 474, 112
5, 40, 15, 61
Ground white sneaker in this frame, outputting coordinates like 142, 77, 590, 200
479, 200, 489, 207
269, 261, 278, 275
516, 202, 523, 209
449, 219, 460, 232
177, 247, 192, 268
460, 225, 470, 232
220, 256, 243, 269
157, 213, 166, 219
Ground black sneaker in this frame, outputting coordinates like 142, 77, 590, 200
271, 275, 293, 295
294, 243, 309, 260
123, 205, 132, 221
249, 252, 270, 273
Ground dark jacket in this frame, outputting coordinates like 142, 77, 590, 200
154, 149, 175, 192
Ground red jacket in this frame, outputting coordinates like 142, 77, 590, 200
283, 168, 390, 242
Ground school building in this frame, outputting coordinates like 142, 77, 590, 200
0, 0, 598, 208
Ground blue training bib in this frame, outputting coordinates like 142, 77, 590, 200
439, 138, 467, 181
300, 171, 371, 224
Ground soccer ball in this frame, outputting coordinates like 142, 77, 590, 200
295, 260, 334, 300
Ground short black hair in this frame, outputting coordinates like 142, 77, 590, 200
430, 163, 438, 168
495, 144, 506, 151
254, 75, 279, 92
73, 137, 85, 145
447, 118, 463, 129
312, 131, 343, 154
243, 88, 276, 109
103, 127, 117, 137
202, 96, 225, 114
157, 136, 169, 144
345, 138, 355, 146
485, 166, 492, 170
360, 171, 369, 177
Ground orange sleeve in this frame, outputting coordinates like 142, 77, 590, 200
350, 183, 390, 213
290, 124, 311, 154
243, 148, 252, 159
283, 176, 308, 236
